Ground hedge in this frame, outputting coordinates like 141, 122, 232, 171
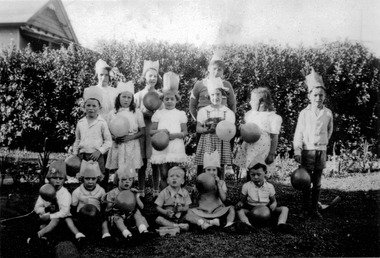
1, 40, 379, 155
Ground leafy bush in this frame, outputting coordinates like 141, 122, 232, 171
1, 40, 379, 156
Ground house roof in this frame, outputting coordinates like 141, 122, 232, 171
0, 0, 48, 24
0, 0, 78, 44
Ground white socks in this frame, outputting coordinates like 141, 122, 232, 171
75, 232, 85, 239
102, 233, 111, 239
122, 229, 132, 238
138, 224, 148, 233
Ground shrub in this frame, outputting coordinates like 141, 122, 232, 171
1, 40, 379, 155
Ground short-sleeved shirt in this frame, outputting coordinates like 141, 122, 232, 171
107, 107, 145, 134
154, 186, 192, 209
244, 111, 282, 135
72, 184, 106, 212
241, 181, 275, 206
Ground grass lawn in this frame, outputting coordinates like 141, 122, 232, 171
1, 174, 379, 257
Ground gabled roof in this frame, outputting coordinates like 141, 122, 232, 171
0, 0, 78, 44
0, 0, 48, 24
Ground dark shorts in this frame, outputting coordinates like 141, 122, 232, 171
301, 150, 326, 171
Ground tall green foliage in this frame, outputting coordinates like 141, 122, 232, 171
1, 41, 379, 154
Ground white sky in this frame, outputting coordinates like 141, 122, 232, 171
62, 0, 380, 56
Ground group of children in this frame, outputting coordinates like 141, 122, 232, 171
28, 54, 333, 247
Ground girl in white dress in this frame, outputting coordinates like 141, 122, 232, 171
106, 81, 145, 174
234, 87, 282, 178
150, 72, 188, 191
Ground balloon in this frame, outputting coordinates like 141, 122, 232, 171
240, 123, 261, 143
250, 205, 272, 224
143, 91, 162, 111
291, 167, 311, 190
79, 204, 99, 218
216, 120, 236, 141
151, 131, 170, 151
115, 190, 137, 213
39, 184, 56, 202
196, 173, 216, 193
65, 155, 81, 177
109, 115, 130, 137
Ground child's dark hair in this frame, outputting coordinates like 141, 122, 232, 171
250, 87, 275, 111
160, 90, 181, 102
85, 98, 102, 108
114, 93, 136, 113
246, 163, 267, 181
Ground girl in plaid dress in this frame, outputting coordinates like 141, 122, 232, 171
195, 77, 235, 178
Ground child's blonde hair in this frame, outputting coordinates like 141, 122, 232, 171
249, 87, 275, 111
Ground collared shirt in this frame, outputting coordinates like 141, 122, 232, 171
34, 186, 71, 219
73, 115, 112, 155
189, 79, 236, 120
293, 105, 333, 155
241, 181, 275, 206
72, 184, 106, 212
154, 186, 192, 209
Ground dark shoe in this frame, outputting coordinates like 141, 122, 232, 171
75, 236, 87, 249
140, 231, 155, 240
27, 235, 49, 247
235, 221, 256, 234
277, 223, 295, 234
310, 210, 323, 219
223, 222, 237, 234
101, 236, 115, 247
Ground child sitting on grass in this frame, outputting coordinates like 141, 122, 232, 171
27, 160, 71, 245
155, 166, 191, 231
65, 160, 112, 246
103, 164, 153, 243
185, 151, 236, 231
236, 163, 294, 234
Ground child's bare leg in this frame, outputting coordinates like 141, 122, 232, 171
134, 209, 149, 233
138, 159, 147, 195
101, 219, 110, 235
38, 218, 60, 238
114, 216, 131, 237
220, 164, 225, 180
225, 206, 236, 226
65, 217, 80, 235
159, 163, 169, 191
156, 216, 178, 227
275, 206, 289, 225
152, 164, 160, 196
237, 208, 252, 226
185, 210, 215, 229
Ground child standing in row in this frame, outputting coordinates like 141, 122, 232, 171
66, 160, 111, 245
150, 72, 188, 190
236, 163, 294, 233
234, 87, 282, 179
73, 86, 112, 188
134, 60, 162, 197
104, 164, 152, 242
106, 81, 145, 175
90, 59, 118, 121
189, 51, 236, 176
155, 166, 191, 231
194, 77, 235, 179
293, 68, 333, 219
28, 160, 71, 244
